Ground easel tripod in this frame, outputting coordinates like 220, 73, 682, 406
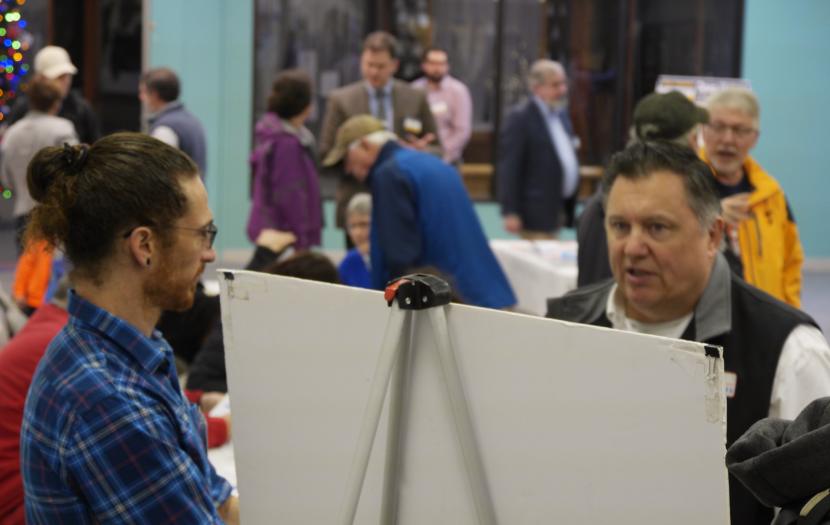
339, 274, 497, 525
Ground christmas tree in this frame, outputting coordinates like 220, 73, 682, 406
0, 0, 29, 200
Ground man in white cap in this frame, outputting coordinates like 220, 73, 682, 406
5, 46, 99, 143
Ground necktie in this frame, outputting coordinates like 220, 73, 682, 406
375, 89, 387, 121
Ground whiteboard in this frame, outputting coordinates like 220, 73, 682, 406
219, 270, 729, 524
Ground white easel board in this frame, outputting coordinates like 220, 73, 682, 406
219, 270, 729, 524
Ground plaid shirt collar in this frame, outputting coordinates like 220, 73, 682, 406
67, 289, 171, 374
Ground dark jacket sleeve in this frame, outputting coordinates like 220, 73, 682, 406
245, 245, 283, 272
319, 92, 346, 158
576, 191, 612, 287
185, 323, 228, 393
496, 107, 526, 216
65, 91, 100, 144
5, 96, 28, 127
415, 89, 443, 156
156, 287, 220, 364
726, 396, 830, 511
76, 95, 101, 143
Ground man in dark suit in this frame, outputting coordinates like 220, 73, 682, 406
319, 31, 441, 240
497, 59, 579, 239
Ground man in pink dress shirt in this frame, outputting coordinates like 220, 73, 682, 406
411, 47, 473, 165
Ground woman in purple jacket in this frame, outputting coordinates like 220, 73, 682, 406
247, 70, 322, 249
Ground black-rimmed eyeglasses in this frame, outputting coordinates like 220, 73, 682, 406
122, 222, 218, 249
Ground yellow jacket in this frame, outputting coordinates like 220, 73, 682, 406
703, 153, 804, 307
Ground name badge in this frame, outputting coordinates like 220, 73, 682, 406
403, 117, 423, 135
430, 101, 448, 115
723, 372, 737, 398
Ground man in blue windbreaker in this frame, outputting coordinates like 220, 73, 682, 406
323, 115, 515, 309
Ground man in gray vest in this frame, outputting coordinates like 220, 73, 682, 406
547, 140, 830, 525
139, 67, 208, 178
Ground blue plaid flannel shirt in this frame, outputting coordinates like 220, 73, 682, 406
21, 291, 232, 524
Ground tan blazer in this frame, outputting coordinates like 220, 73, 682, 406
319, 79, 441, 156
319, 79, 442, 228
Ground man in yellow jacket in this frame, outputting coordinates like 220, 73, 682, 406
702, 88, 803, 308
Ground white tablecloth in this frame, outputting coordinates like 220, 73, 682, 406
490, 239, 578, 316
206, 395, 237, 489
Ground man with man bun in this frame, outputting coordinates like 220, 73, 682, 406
19, 133, 237, 524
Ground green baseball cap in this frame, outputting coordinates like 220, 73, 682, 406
322, 115, 387, 167
633, 91, 709, 141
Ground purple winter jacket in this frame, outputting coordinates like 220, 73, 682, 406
247, 113, 322, 249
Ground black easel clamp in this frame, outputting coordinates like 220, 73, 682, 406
384, 274, 452, 310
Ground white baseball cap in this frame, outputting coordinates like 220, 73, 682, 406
33, 46, 78, 79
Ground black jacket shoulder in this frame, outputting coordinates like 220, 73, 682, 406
546, 278, 614, 325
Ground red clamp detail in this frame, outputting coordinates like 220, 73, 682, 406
384, 278, 410, 304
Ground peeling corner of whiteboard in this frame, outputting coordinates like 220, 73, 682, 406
703, 352, 726, 424
221, 271, 250, 301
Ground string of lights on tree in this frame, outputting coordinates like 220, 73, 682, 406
0, 0, 29, 200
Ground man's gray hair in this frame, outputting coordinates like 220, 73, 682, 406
347, 192, 372, 216
603, 141, 722, 229
527, 59, 565, 89
705, 88, 760, 128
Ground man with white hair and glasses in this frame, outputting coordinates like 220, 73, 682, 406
702, 88, 804, 308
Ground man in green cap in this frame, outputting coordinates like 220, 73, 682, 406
323, 115, 515, 309
577, 90, 709, 286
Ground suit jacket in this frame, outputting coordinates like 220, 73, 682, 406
319, 79, 441, 227
497, 98, 578, 231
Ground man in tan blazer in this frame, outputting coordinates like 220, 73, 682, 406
319, 31, 441, 238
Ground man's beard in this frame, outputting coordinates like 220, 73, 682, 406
144, 255, 203, 312
426, 72, 445, 83
547, 97, 569, 112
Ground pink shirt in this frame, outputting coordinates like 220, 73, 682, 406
412, 75, 473, 163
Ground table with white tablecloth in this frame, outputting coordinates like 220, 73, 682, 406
489, 239, 579, 316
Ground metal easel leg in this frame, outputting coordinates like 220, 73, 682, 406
379, 314, 413, 524
340, 274, 495, 524
428, 307, 497, 525
339, 304, 409, 525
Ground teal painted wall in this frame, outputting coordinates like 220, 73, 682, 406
742, 1, 830, 257
144, 1, 564, 255
146, 0, 253, 254
145, 2, 830, 256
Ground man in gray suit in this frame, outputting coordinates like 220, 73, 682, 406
319, 31, 441, 239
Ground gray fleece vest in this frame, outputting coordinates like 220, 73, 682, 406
149, 102, 207, 177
